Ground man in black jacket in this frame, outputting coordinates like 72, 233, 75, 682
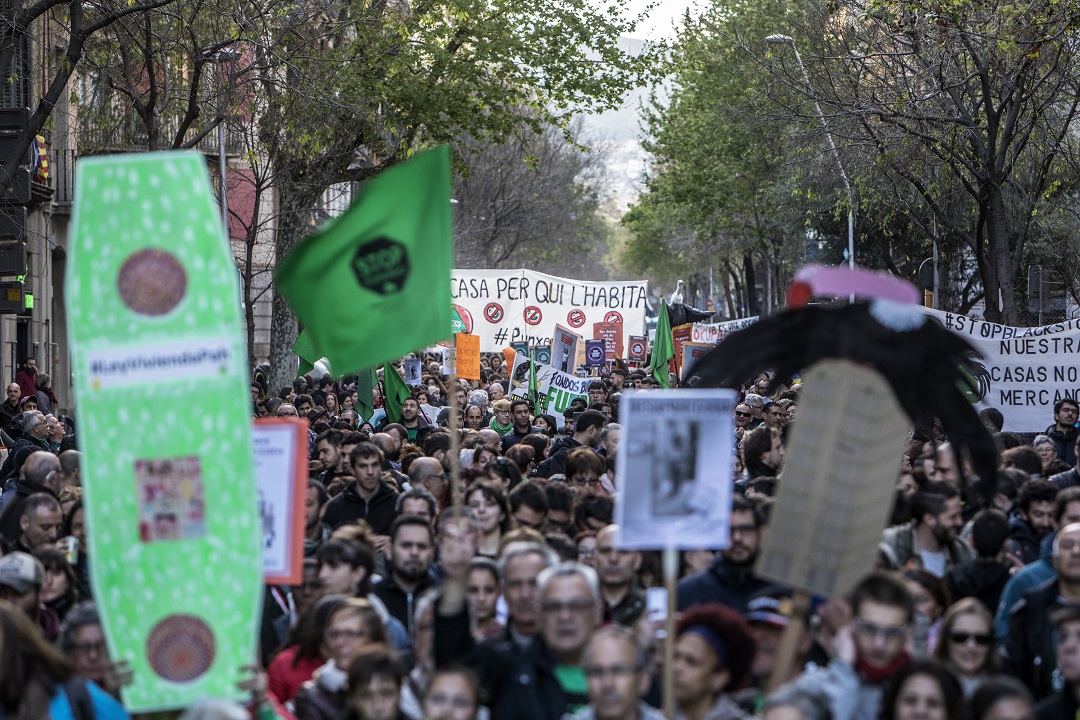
1047, 397, 1080, 467
436, 551, 602, 720
1034, 606, 1080, 719
322, 442, 399, 550
533, 410, 604, 479
373, 514, 434, 636
677, 496, 773, 614
1002, 522, 1080, 700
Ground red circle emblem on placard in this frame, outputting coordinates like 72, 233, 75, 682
524, 306, 543, 325
484, 302, 504, 323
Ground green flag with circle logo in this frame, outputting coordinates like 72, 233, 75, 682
275, 146, 453, 375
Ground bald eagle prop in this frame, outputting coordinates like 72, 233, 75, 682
685, 266, 999, 502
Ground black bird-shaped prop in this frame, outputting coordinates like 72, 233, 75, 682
667, 302, 715, 327
686, 266, 999, 497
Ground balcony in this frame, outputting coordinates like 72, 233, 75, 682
78, 114, 248, 157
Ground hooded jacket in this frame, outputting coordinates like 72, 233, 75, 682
321, 478, 398, 535
1007, 515, 1045, 566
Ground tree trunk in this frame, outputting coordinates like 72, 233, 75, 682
982, 183, 1020, 325
268, 179, 321, 393
742, 249, 758, 317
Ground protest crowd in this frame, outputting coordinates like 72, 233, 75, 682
5, 346, 1080, 720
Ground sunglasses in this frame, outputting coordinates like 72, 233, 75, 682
949, 631, 991, 646
734, 411, 751, 417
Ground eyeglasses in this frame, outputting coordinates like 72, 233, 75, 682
584, 664, 639, 679
424, 473, 449, 483
577, 546, 597, 556
277, 411, 299, 417
734, 411, 751, 417
949, 631, 991, 646
853, 619, 908, 641
541, 599, 595, 615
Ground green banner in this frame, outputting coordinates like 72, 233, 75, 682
66, 152, 262, 711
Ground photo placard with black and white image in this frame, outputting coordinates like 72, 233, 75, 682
614, 389, 737, 550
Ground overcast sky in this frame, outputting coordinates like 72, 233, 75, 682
624, 0, 701, 40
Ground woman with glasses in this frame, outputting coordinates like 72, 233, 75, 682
933, 598, 997, 697
574, 531, 598, 568
295, 598, 388, 720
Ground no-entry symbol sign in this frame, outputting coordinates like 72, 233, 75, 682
604, 311, 623, 324
484, 302, 504, 323
567, 309, 586, 328
524, 306, 543, 325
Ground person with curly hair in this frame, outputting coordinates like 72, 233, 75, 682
671, 603, 758, 720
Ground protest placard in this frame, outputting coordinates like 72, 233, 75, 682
614, 390, 738, 549
551, 324, 582, 374
593, 321, 624, 359
509, 354, 590, 427
680, 342, 712, 380
451, 268, 648, 352
455, 333, 481, 380
628, 335, 648, 361
585, 340, 606, 367
403, 358, 423, 386
253, 418, 308, 584
67, 152, 261, 710
756, 360, 909, 597
691, 317, 759, 345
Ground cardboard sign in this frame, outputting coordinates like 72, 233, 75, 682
680, 342, 712, 380
253, 418, 309, 585
691, 317, 759, 345
535, 346, 552, 365
756, 360, 909, 597
551, 324, 582, 374
403, 358, 423, 386
628, 335, 648, 361
614, 390, 738, 549
67, 152, 262, 710
593, 321, 624, 359
671, 324, 693, 375
455, 333, 481, 380
585, 340, 606, 367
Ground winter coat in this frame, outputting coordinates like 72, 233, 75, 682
435, 604, 586, 720
945, 559, 1011, 616
879, 521, 973, 576
676, 556, 774, 615
994, 534, 1056, 643
1000, 578, 1064, 701
322, 479, 399, 535
1006, 515, 1044, 566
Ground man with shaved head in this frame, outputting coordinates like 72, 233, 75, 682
0, 450, 61, 543
407, 457, 448, 512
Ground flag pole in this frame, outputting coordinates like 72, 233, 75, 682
662, 545, 678, 720
447, 342, 461, 514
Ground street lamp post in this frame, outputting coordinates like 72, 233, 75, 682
212, 49, 241, 235
766, 33, 855, 270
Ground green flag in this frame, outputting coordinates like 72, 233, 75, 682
383, 363, 412, 424
293, 328, 319, 378
275, 146, 453, 374
356, 366, 376, 422
528, 346, 538, 407
650, 299, 674, 389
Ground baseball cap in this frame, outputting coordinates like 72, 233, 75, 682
746, 586, 798, 628
0, 552, 44, 593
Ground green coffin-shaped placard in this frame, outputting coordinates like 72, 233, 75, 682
66, 152, 261, 711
